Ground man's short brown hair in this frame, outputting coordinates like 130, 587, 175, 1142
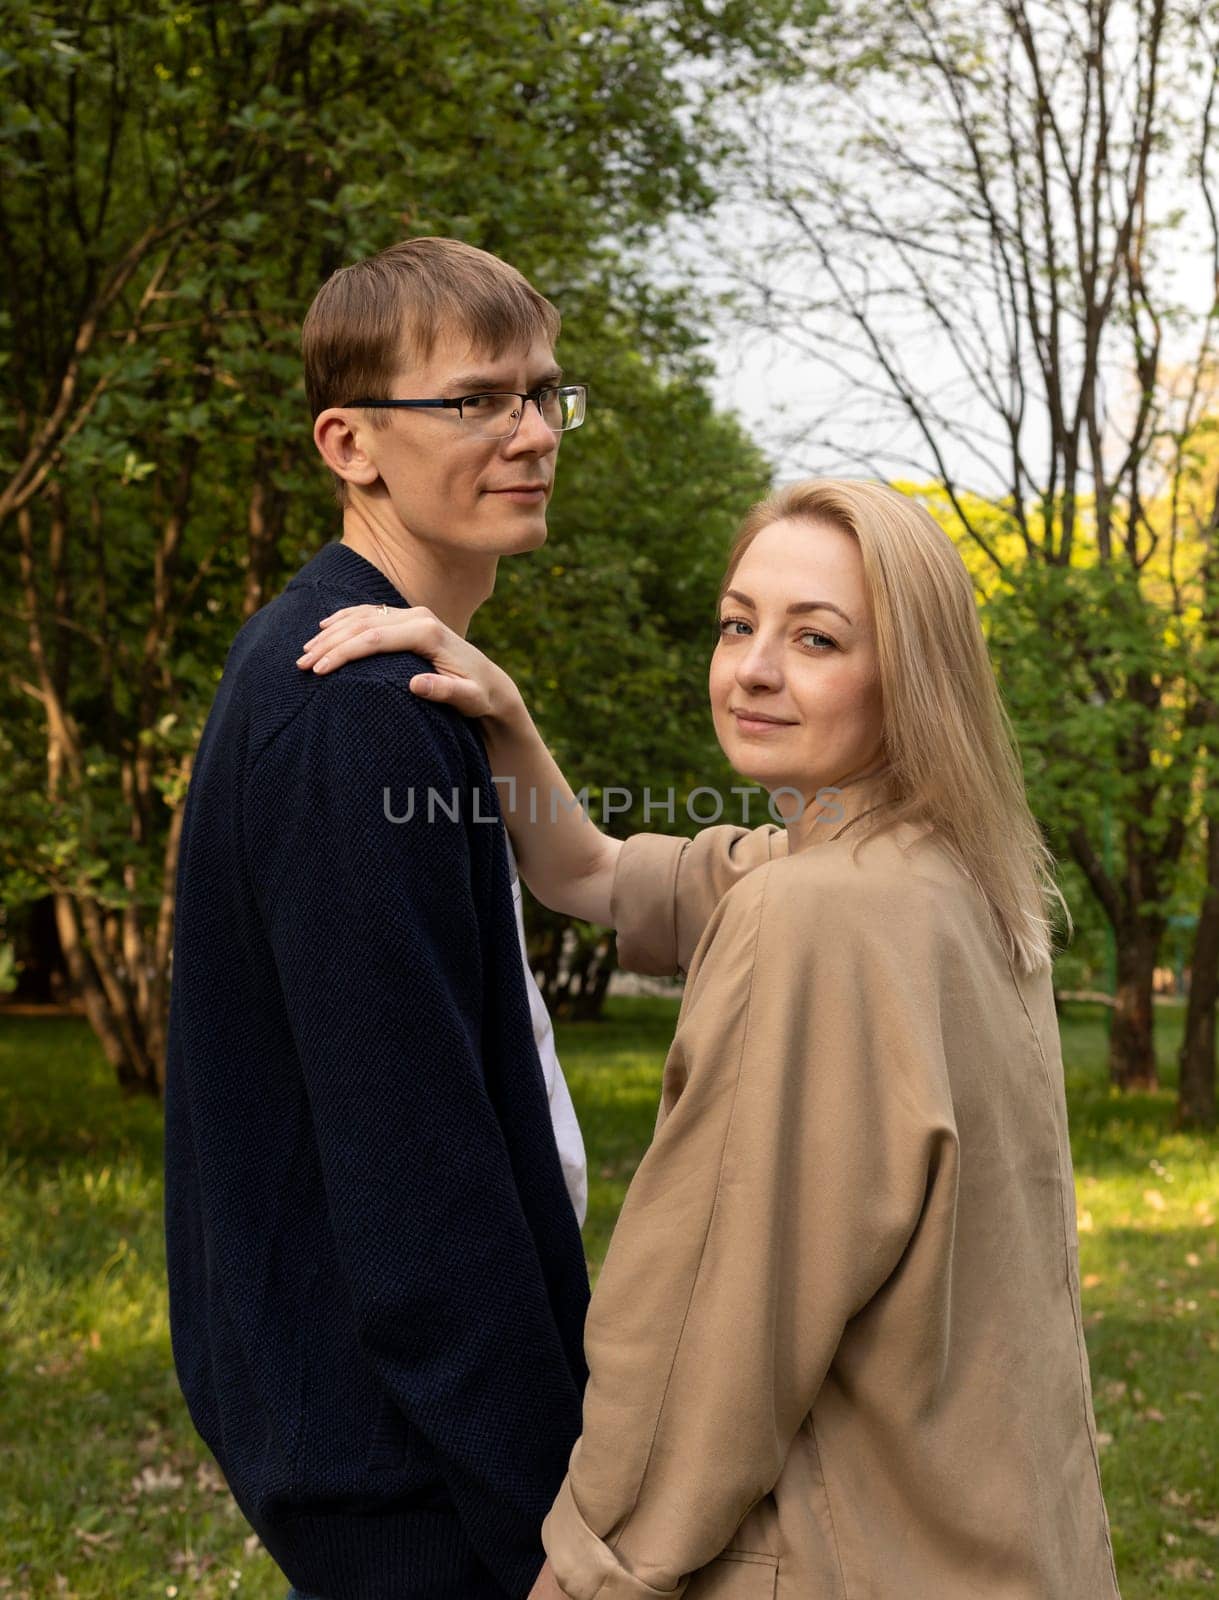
302, 237, 561, 504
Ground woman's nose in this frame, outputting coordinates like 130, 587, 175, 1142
736, 638, 783, 690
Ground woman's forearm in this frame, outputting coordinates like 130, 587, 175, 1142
480, 697, 620, 925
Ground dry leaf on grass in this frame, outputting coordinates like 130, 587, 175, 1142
130, 1464, 184, 1495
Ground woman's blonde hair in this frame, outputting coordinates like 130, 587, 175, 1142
719, 478, 1070, 975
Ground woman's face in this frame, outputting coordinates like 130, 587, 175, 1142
709, 516, 885, 807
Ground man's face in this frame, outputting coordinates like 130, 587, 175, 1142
350, 326, 564, 557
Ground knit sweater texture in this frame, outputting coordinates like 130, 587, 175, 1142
163, 539, 590, 1600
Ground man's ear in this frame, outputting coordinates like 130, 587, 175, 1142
314, 408, 382, 492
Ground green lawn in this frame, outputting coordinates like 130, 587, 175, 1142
0, 1000, 1215, 1597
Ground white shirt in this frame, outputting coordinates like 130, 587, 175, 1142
503, 827, 588, 1230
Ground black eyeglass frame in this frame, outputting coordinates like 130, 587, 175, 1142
344, 382, 587, 437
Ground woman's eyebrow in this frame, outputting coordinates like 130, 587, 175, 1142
721, 587, 854, 627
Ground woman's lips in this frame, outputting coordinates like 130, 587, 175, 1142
732, 711, 795, 734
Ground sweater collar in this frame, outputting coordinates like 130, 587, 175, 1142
290, 539, 412, 610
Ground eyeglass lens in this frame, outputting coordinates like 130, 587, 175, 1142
460, 386, 585, 436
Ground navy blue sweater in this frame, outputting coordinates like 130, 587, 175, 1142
164, 539, 590, 1600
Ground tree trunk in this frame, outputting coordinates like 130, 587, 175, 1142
569, 933, 614, 1022
242, 451, 290, 621
540, 917, 615, 1023
53, 893, 160, 1095
1178, 813, 1219, 1128
530, 906, 568, 1013
1109, 925, 1160, 1091
1067, 819, 1174, 1095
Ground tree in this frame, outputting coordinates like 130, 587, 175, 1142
719, 0, 1219, 1094
0, 0, 822, 1089
1173, 427, 1219, 1127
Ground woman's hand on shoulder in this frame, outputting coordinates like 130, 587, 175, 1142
295, 604, 522, 724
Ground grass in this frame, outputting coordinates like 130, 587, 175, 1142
0, 999, 1215, 1597
1050, 1007, 1219, 1592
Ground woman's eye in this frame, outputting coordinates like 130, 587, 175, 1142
717, 617, 837, 651
800, 630, 837, 651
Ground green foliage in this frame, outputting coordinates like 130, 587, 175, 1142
987, 560, 1200, 919
0, 0, 823, 1074
908, 487, 1196, 975
991, 565, 1175, 808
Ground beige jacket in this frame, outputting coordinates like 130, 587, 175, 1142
541, 818, 1121, 1599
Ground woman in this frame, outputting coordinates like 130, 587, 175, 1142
295, 479, 1121, 1599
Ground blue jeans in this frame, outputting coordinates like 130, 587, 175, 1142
287, 1591, 328, 1599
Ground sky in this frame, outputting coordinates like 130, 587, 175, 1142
673, 37, 1218, 504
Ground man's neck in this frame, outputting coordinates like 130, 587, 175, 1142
339, 517, 495, 639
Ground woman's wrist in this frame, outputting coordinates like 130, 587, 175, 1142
480, 666, 529, 730
476, 684, 607, 912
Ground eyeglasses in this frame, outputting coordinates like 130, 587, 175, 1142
346, 383, 587, 441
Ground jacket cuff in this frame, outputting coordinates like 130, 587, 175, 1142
541, 1453, 689, 1600
610, 832, 688, 977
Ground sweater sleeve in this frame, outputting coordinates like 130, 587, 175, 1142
610, 823, 788, 978
244, 677, 583, 1598
542, 859, 957, 1599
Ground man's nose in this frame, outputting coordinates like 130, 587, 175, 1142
505, 399, 559, 455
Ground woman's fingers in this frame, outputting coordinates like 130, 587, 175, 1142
407, 673, 488, 716
302, 603, 426, 650
296, 621, 417, 673
292, 602, 505, 720
316, 603, 384, 628
296, 605, 438, 671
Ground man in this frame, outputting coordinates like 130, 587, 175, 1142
164, 237, 590, 1600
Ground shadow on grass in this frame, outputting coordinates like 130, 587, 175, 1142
0, 1016, 164, 1170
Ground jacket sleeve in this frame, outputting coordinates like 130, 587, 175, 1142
611, 823, 788, 978
244, 677, 584, 1599
542, 859, 957, 1599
